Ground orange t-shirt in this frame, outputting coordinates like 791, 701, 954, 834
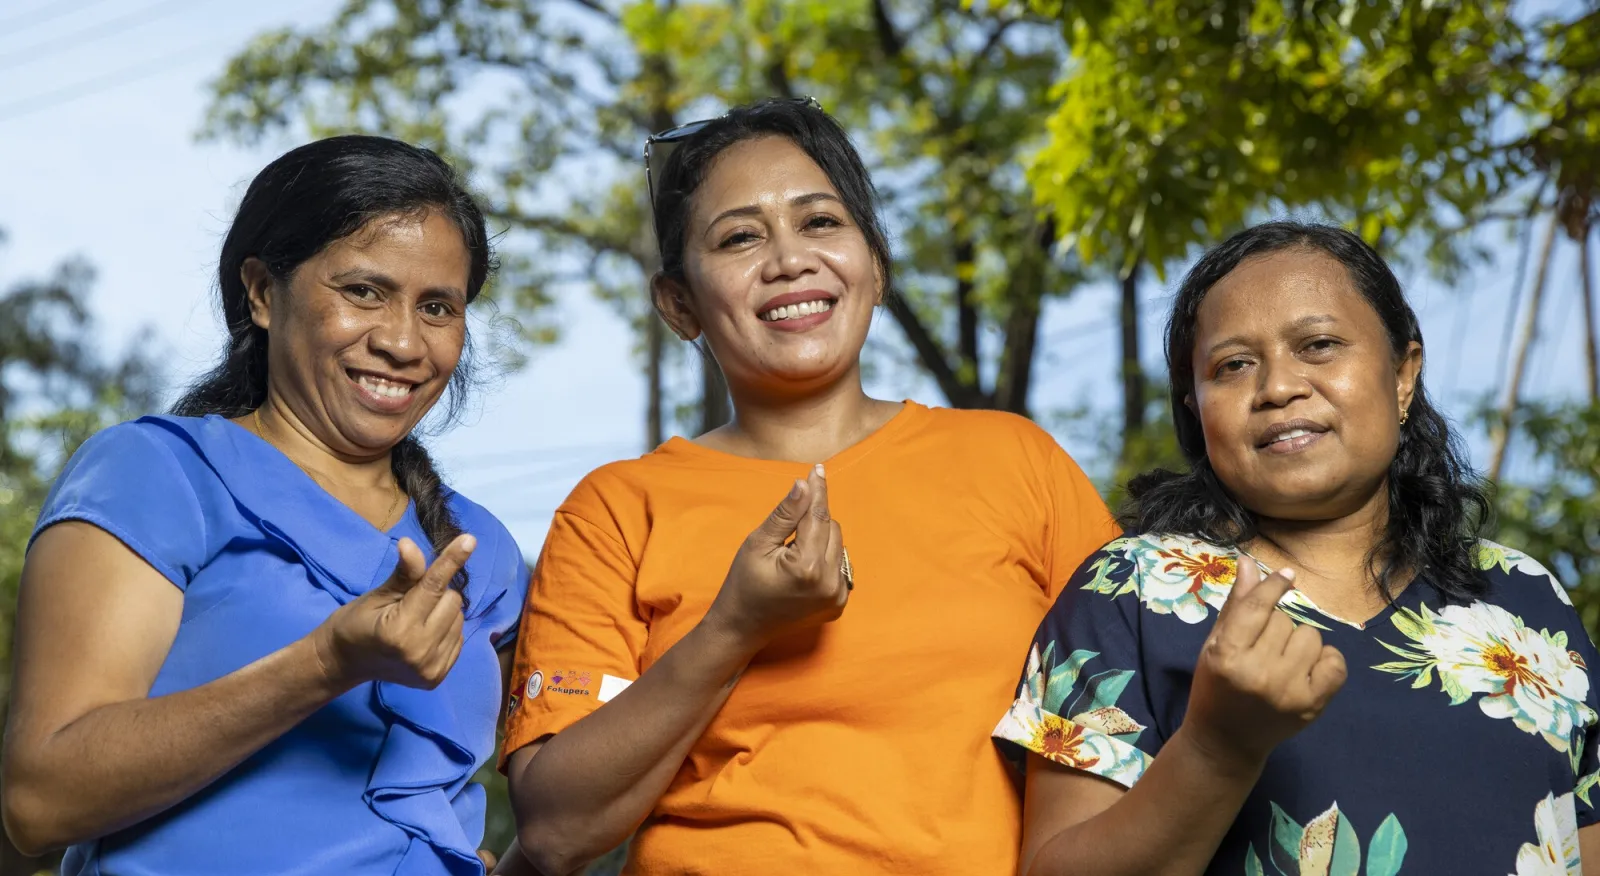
502, 402, 1118, 874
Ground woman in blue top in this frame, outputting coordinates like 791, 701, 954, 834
2, 136, 528, 874
999, 222, 1600, 875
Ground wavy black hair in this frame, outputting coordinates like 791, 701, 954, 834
173, 134, 493, 592
1122, 221, 1491, 602
650, 98, 893, 295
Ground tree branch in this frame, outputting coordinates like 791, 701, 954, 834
883, 292, 988, 408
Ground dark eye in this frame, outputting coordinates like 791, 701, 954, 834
1304, 337, 1341, 355
805, 214, 843, 230
1216, 358, 1250, 377
346, 284, 380, 301
718, 230, 760, 248
421, 301, 458, 319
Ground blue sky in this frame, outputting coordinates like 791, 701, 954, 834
1, 0, 1591, 555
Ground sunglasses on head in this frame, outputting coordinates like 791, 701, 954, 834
642, 96, 822, 211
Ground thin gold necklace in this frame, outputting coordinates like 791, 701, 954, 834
250, 408, 406, 530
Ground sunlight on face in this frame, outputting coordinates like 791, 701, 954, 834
1190, 249, 1420, 522
256, 210, 471, 457
660, 136, 880, 400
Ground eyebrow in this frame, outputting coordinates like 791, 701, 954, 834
329, 268, 465, 300
1204, 313, 1339, 357
705, 192, 843, 228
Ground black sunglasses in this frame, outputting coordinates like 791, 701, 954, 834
642, 96, 822, 211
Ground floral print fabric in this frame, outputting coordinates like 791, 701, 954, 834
995, 534, 1600, 875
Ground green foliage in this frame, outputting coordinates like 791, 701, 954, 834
201, 0, 1093, 418
1026, 0, 1528, 278
0, 235, 162, 871
1490, 401, 1600, 638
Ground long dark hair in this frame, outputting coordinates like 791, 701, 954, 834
1123, 221, 1491, 602
173, 134, 493, 590
651, 98, 893, 294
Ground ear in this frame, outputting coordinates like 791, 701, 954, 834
1396, 340, 1423, 416
241, 257, 276, 331
873, 259, 887, 307
651, 273, 701, 342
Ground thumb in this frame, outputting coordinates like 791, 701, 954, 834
378, 538, 429, 594
751, 478, 810, 548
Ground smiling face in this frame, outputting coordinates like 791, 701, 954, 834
652, 136, 881, 400
1189, 249, 1422, 522
245, 209, 470, 457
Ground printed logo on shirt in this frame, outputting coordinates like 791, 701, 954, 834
546, 669, 592, 697
507, 689, 522, 716
525, 671, 544, 701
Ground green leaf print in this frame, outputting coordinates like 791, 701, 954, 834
1330, 814, 1361, 876
1244, 845, 1266, 876
1366, 814, 1408, 876
1577, 771, 1600, 807
1390, 608, 1432, 641
1064, 668, 1135, 718
1043, 650, 1100, 714
1083, 546, 1138, 598
1269, 803, 1303, 876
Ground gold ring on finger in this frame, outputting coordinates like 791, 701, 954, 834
840, 547, 854, 591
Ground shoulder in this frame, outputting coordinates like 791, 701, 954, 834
917, 405, 1059, 449
1070, 532, 1247, 625
1472, 539, 1575, 608
48, 417, 219, 511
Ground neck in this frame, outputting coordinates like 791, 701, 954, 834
713, 367, 893, 463
252, 392, 395, 489
1249, 484, 1392, 593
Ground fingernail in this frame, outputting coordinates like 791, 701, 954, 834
788, 480, 804, 500
814, 463, 826, 478
460, 536, 477, 553
1280, 568, 1296, 581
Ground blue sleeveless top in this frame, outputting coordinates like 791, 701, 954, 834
31, 415, 527, 876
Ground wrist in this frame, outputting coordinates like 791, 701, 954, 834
691, 609, 763, 678
1172, 722, 1269, 782
301, 627, 360, 697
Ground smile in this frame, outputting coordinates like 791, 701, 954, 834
347, 369, 420, 412
760, 299, 834, 322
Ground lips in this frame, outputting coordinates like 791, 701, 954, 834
347, 368, 420, 413
1256, 418, 1331, 450
757, 290, 838, 322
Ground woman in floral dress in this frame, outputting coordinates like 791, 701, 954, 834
998, 221, 1600, 875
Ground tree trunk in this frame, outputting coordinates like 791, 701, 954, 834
1489, 214, 1561, 482
1119, 260, 1146, 456
645, 315, 664, 448
955, 238, 978, 382
1582, 226, 1598, 403
698, 349, 731, 435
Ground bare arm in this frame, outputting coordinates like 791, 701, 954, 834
1019, 730, 1263, 876
1019, 564, 1346, 876
2, 522, 473, 855
1581, 823, 1600, 875
507, 466, 847, 876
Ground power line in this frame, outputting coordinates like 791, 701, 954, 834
0, 41, 210, 122
0, 0, 211, 72
0, 0, 119, 36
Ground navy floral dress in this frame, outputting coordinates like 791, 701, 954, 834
994, 534, 1600, 875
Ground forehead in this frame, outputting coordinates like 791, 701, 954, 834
1195, 249, 1378, 340
691, 136, 838, 219
319, 211, 470, 270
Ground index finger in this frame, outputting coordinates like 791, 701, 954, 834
1213, 563, 1296, 649
403, 534, 477, 611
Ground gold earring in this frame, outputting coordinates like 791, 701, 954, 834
1400, 409, 1410, 425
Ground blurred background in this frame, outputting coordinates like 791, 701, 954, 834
2, 0, 1597, 872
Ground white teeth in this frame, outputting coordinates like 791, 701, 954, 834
761, 299, 834, 321
357, 375, 413, 399
1272, 428, 1311, 444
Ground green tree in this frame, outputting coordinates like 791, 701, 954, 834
1024, 0, 1527, 455
0, 231, 162, 873
202, 0, 1091, 440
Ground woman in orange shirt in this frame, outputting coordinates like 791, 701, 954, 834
498, 98, 1117, 875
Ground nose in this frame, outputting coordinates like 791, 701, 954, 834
1253, 350, 1312, 410
367, 304, 426, 365
760, 222, 821, 283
